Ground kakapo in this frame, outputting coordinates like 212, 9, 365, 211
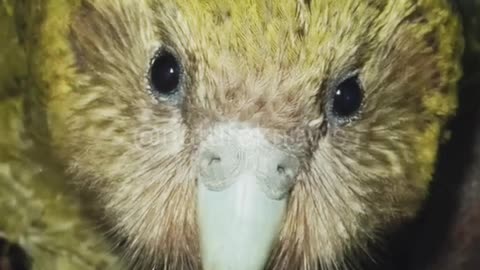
0, 0, 478, 270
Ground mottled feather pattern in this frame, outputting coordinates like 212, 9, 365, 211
0, 0, 470, 270
60, 1, 461, 269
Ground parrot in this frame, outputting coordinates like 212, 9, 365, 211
0, 0, 478, 270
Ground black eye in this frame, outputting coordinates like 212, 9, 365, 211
149, 50, 181, 96
332, 75, 363, 118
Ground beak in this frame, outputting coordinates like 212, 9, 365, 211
197, 124, 299, 270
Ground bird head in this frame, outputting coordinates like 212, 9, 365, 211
31, 0, 463, 269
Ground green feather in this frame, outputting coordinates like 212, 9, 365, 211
0, 1, 122, 270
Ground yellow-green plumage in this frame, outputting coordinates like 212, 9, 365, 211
0, 0, 478, 269
0, 1, 121, 269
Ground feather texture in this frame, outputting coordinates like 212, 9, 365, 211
0, 0, 476, 270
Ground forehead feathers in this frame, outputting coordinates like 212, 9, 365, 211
155, 0, 453, 67
160, 0, 441, 68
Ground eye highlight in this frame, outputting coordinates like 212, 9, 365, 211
330, 74, 363, 121
148, 49, 182, 99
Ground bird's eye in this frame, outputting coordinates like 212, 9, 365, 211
331, 75, 363, 119
149, 50, 181, 96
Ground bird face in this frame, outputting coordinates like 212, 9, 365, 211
37, 0, 462, 269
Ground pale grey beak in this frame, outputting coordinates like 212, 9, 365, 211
197, 124, 300, 270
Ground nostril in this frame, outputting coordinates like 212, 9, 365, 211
199, 151, 222, 172
209, 156, 221, 166
276, 158, 300, 179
